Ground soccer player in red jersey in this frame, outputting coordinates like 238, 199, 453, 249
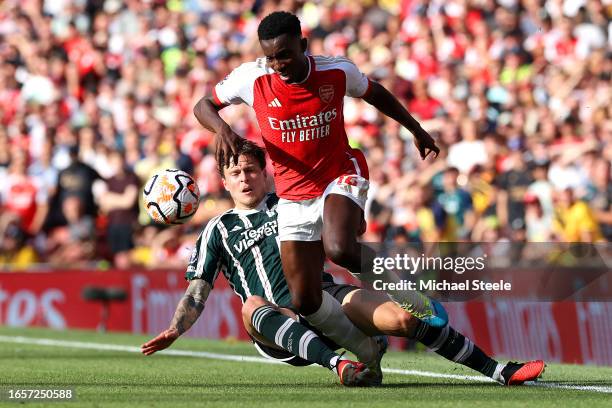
194, 12, 446, 342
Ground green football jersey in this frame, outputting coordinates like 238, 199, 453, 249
186, 193, 319, 307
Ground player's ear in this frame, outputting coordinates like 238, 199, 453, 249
300, 38, 307, 53
221, 176, 228, 191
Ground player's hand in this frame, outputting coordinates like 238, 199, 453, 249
413, 128, 440, 160
216, 125, 246, 168
141, 328, 180, 356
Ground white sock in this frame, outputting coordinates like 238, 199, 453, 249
492, 363, 506, 382
329, 355, 340, 372
303, 291, 378, 365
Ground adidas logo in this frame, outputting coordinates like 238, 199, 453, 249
230, 225, 243, 232
268, 98, 282, 107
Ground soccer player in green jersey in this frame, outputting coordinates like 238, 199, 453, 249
141, 140, 384, 387
142, 141, 545, 386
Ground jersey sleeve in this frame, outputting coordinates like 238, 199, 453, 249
185, 217, 223, 287
212, 61, 267, 107
341, 59, 372, 98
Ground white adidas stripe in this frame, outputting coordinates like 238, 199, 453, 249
253, 306, 274, 332
298, 332, 317, 360
452, 338, 474, 363
194, 215, 223, 279
217, 222, 251, 298
268, 98, 281, 107
274, 319, 295, 345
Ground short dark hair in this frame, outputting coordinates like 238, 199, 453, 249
258, 11, 301, 41
218, 139, 267, 177
445, 166, 460, 175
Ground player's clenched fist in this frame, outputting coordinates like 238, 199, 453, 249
141, 328, 180, 356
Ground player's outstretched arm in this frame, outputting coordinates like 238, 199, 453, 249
141, 279, 212, 355
362, 81, 440, 160
193, 96, 245, 168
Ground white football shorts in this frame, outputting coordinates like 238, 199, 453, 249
277, 174, 369, 242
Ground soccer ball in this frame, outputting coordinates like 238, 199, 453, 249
143, 169, 200, 225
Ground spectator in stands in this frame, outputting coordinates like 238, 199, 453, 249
48, 194, 96, 266
408, 79, 442, 121
390, 183, 439, 243
150, 226, 195, 269
447, 119, 489, 176
99, 150, 139, 269
524, 193, 553, 242
435, 167, 474, 241
497, 151, 532, 233
467, 165, 497, 219
0, 218, 38, 271
0, 0, 609, 270
52, 144, 102, 227
527, 162, 554, 217
130, 225, 159, 268
28, 139, 59, 219
553, 187, 603, 242
0, 149, 48, 235
0, 129, 10, 171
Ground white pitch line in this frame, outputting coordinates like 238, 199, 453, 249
1, 335, 611, 394
528, 382, 612, 394
383, 367, 495, 383
0, 335, 280, 365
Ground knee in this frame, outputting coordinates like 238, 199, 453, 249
242, 295, 269, 324
324, 239, 354, 266
290, 289, 322, 315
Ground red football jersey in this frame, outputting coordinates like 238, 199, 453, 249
213, 55, 372, 200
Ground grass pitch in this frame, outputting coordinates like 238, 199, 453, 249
1, 326, 611, 407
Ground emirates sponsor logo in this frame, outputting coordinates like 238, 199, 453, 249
268, 108, 338, 131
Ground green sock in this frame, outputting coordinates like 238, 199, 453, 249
251, 305, 340, 370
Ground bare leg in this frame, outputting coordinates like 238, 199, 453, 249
341, 289, 419, 337
322, 194, 364, 272
323, 193, 447, 326
280, 240, 325, 315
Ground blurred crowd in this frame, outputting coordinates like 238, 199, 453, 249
0, 0, 610, 271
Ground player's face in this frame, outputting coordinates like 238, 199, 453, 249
260, 34, 308, 83
222, 154, 268, 209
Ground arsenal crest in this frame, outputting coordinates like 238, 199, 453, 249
319, 85, 334, 103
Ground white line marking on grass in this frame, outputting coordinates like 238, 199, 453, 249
0, 335, 280, 364
384, 368, 612, 394
528, 382, 612, 394
383, 368, 495, 383
1, 335, 611, 394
